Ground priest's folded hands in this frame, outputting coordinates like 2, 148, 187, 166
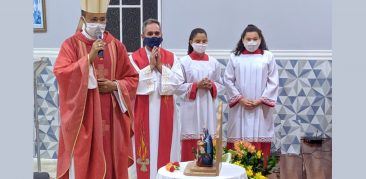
149, 46, 163, 73
97, 78, 117, 93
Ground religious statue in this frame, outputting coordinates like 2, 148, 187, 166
196, 128, 214, 167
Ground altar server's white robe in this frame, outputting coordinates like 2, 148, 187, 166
223, 51, 279, 143
175, 55, 225, 140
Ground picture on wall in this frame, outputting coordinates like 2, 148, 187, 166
33, 0, 47, 32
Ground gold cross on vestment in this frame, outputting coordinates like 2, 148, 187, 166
96, 64, 109, 79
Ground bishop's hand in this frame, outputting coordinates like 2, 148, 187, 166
97, 79, 117, 93
89, 39, 105, 64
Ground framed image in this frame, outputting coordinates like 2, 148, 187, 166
33, 0, 47, 32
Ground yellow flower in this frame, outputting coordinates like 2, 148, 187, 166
246, 169, 253, 177
254, 172, 267, 179
256, 150, 262, 158
234, 161, 241, 166
245, 166, 254, 177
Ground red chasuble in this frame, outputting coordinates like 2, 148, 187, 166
131, 48, 175, 179
54, 31, 138, 179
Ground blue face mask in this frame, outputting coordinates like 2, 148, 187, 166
143, 37, 163, 48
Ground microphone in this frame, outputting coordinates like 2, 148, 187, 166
96, 26, 104, 59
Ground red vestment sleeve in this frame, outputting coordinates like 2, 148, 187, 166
229, 95, 244, 108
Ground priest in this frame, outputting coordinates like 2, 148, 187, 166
129, 18, 184, 179
53, 0, 138, 178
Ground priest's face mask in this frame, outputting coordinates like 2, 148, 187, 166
242, 31, 261, 52
82, 12, 107, 38
142, 23, 163, 48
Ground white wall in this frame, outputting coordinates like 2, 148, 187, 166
161, 0, 331, 50
33, 0, 80, 48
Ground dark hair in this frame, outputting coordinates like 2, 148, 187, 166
233, 24, 268, 55
142, 18, 161, 33
187, 28, 207, 54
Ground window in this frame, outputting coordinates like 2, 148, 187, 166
106, 0, 159, 52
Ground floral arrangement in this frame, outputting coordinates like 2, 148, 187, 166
165, 162, 180, 172
224, 141, 277, 179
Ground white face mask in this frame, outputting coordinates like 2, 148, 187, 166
243, 40, 261, 52
191, 43, 208, 54
82, 17, 106, 39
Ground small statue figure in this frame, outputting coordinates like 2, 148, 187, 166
196, 128, 214, 167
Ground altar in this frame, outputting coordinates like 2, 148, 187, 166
156, 161, 247, 179
155, 102, 247, 179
